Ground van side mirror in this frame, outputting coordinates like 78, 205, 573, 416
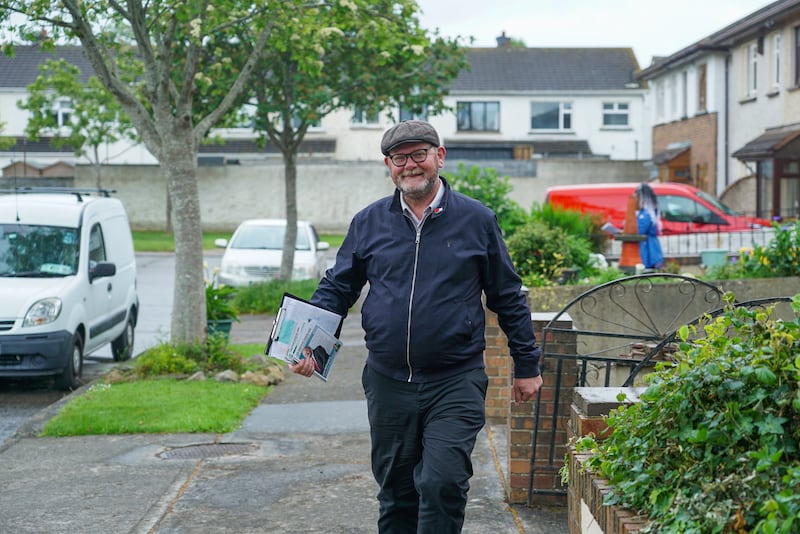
90, 261, 116, 282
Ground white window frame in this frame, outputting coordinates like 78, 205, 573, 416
51, 98, 73, 127
601, 102, 629, 127
773, 33, 782, 90
746, 42, 758, 97
530, 101, 572, 131
351, 106, 380, 126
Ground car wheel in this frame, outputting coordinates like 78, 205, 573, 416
55, 332, 83, 391
112, 314, 135, 362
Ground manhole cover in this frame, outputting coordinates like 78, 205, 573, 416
157, 442, 257, 460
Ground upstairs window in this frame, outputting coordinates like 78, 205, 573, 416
456, 101, 499, 131
773, 33, 782, 89
795, 27, 800, 86
352, 106, 380, 126
602, 102, 629, 127
697, 64, 707, 112
531, 102, 571, 130
399, 106, 428, 122
50, 99, 73, 127
746, 42, 758, 97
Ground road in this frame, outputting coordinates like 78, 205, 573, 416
0, 252, 222, 445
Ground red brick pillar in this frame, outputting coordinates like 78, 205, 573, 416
483, 305, 577, 505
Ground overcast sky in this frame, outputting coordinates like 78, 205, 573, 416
415, 0, 772, 67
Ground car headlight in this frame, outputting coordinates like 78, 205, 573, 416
23, 298, 62, 327
221, 263, 245, 277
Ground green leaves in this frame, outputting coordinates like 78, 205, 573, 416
578, 297, 800, 532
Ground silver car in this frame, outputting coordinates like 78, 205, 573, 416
215, 219, 330, 287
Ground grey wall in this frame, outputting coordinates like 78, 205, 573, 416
74, 158, 652, 234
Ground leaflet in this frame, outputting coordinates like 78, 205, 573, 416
265, 293, 344, 381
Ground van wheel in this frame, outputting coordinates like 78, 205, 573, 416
112, 315, 135, 362
55, 333, 83, 391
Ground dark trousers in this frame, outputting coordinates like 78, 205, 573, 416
362, 365, 488, 534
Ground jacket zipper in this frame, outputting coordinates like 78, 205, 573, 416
405, 219, 426, 382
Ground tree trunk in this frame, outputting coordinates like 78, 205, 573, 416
161, 125, 206, 343
280, 148, 298, 281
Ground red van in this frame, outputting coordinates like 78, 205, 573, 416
544, 182, 772, 235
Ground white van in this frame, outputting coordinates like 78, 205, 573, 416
0, 188, 139, 389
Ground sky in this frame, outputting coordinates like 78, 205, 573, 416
415, 0, 773, 68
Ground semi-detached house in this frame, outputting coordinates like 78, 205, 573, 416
0, 35, 647, 182
636, 0, 800, 221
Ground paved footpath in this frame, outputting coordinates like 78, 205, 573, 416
0, 313, 568, 534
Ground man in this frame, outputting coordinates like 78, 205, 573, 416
290, 120, 542, 533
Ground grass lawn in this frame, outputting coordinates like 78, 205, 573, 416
42, 379, 271, 436
132, 230, 344, 252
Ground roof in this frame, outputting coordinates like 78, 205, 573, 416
450, 47, 641, 92
0, 45, 95, 87
652, 145, 690, 165
637, 0, 800, 79
732, 123, 800, 160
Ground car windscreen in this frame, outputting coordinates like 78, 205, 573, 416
0, 224, 79, 277
230, 225, 311, 250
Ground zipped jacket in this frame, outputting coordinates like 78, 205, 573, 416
311, 178, 541, 383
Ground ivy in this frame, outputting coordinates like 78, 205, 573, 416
577, 294, 800, 532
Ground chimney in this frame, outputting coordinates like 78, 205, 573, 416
496, 31, 511, 47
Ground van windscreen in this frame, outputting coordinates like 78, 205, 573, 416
0, 224, 79, 277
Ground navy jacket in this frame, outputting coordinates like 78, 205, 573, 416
311, 178, 541, 383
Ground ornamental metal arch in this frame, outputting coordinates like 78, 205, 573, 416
527, 273, 727, 503
527, 270, 795, 504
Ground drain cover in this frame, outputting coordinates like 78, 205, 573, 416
158, 443, 257, 460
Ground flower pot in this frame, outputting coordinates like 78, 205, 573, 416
207, 318, 234, 340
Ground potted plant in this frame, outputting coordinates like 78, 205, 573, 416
205, 265, 239, 339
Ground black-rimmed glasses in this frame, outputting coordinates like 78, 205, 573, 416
388, 146, 435, 167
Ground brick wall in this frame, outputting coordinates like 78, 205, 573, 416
652, 113, 718, 194
567, 388, 648, 534
483, 309, 576, 506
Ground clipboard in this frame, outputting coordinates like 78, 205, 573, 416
265, 293, 344, 380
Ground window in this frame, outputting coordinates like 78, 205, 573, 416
456, 101, 499, 131
351, 106, 380, 126
602, 102, 628, 127
697, 64, 707, 112
746, 42, 758, 97
88, 223, 107, 270
399, 105, 428, 122
50, 99, 73, 127
656, 81, 665, 120
795, 27, 800, 86
773, 33, 782, 89
531, 102, 571, 130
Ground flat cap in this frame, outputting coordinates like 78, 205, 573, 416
381, 120, 440, 156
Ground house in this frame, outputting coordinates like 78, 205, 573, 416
0, 36, 648, 175
636, 0, 800, 220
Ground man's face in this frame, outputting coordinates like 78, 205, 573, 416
384, 141, 446, 201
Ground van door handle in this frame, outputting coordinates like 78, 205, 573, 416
107, 283, 113, 292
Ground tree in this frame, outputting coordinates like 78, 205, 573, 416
0, 0, 274, 343
203, 2, 468, 280
18, 58, 136, 189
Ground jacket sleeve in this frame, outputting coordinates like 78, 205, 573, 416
482, 217, 542, 378
310, 224, 367, 317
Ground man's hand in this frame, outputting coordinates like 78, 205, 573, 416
289, 356, 316, 377
513, 376, 543, 405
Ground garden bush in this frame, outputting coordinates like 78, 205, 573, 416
710, 221, 800, 280
574, 294, 800, 533
506, 220, 592, 287
443, 162, 529, 236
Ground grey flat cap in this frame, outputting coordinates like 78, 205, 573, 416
381, 120, 440, 155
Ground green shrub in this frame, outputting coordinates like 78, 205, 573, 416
133, 344, 201, 377
506, 220, 592, 287
442, 162, 529, 235
134, 335, 250, 378
575, 294, 800, 533
529, 202, 608, 254
710, 222, 800, 279
233, 278, 319, 314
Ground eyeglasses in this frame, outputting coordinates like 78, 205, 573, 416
388, 146, 435, 167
